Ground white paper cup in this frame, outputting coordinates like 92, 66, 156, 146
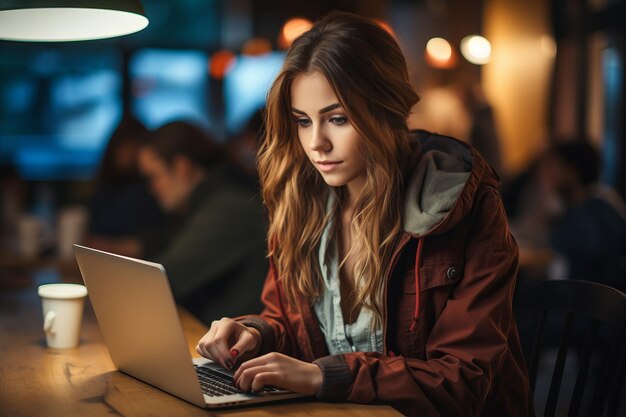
38, 284, 88, 349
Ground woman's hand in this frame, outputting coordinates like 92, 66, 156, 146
233, 352, 322, 396
195, 317, 262, 370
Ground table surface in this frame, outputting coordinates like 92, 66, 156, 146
0, 274, 401, 417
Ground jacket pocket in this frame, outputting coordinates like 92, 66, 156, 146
419, 262, 464, 322
400, 262, 464, 358
420, 262, 464, 291
402, 262, 464, 294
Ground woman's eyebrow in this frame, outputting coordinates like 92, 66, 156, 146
291, 103, 342, 115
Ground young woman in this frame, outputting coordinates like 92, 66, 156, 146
196, 11, 532, 416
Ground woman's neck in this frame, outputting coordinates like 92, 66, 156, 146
345, 175, 366, 206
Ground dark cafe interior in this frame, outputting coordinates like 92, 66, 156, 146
0, 1, 625, 416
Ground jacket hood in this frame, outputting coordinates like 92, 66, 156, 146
403, 130, 498, 237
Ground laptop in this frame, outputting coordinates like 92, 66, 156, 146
73, 244, 305, 408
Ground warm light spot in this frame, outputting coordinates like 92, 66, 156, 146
209, 50, 237, 79
242, 38, 272, 56
540, 35, 557, 58
278, 17, 313, 49
460, 35, 491, 65
425, 37, 455, 68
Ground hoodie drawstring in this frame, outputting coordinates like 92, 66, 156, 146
410, 238, 424, 332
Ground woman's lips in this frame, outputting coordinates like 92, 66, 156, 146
315, 161, 342, 172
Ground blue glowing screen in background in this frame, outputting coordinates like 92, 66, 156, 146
0, 47, 285, 180
224, 52, 284, 135
130, 48, 211, 131
0, 48, 122, 180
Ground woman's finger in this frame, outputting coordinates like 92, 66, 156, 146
195, 322, 218, 359
250, 371, 282, 392
196, 345, 216, 361
209, 319, 237, 369
233, 352, 271, 381
236, 363, 276, 391
229, 329, 258, 364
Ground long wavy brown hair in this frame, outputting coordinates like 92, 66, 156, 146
258, 11, 419, 325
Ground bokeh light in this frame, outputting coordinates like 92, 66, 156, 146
425, 37, 455, 68
209, 50, 237, 79
460, 35, 491, 65
278, 17, 313, 49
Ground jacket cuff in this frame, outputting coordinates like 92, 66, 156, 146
236, 317, 276, 354
313, 354, 353, 400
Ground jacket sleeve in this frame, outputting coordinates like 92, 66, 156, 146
235, 259, 300, 356
314, 188, 521, 416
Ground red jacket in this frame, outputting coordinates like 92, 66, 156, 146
240, 131, 533, 416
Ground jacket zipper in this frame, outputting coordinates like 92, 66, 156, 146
382, 233, 412, 355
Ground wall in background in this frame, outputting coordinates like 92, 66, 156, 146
482, 0, 555, 177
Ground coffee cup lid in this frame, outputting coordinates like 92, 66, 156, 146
38, 283, 88, 299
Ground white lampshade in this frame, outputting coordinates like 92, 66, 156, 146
0, 0, 149, 42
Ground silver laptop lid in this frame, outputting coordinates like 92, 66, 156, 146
73, 244, 206, 407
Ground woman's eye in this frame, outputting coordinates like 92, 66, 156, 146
330, 116, 347, 125
295, 118, 312, 127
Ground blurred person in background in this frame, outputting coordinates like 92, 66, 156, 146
86, 115, 165, 256
502, 146, 567, 354
547, 141, 626, 291
137, 120, 267, 324
502, 145, 567, 253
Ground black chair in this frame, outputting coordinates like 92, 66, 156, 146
528, 279, 626, 417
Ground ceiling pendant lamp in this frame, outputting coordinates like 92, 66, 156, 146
0, 0, 149, 42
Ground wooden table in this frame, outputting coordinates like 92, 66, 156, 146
0, 282, 402, 417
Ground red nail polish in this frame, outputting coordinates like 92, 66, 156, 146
230, 348, 239, 357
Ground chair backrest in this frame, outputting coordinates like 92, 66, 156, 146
528, 279, 626, 417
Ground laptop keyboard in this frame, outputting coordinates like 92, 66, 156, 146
194, 365, 281, 397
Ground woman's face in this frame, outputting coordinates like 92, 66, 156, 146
291, 71, 367, 198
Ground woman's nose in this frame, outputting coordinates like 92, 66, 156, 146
309, 125, 331, 152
